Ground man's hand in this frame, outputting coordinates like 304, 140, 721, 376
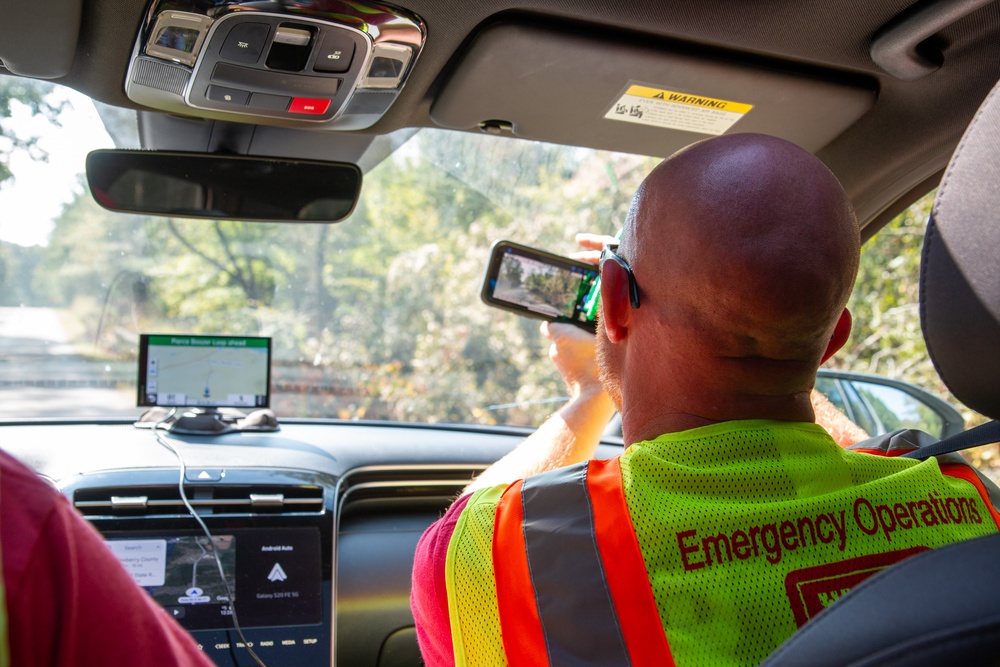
461, 233, 618, 495
542, 321, 603, 397
570, 232, 618, 264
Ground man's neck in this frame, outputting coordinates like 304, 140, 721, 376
620, 391, 815, 445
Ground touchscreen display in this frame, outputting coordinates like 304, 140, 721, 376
137, 334, 271, 408
106, 527, 322, 630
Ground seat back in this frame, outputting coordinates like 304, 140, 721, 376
761, 77, 1000, 667
920, 79, 1000, 418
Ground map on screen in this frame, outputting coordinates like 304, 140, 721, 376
138, 335, 271, 408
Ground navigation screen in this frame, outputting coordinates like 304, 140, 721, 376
137, 334, 271, 408
106, 528, 322, 631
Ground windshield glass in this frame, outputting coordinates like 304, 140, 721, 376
0, 82, 658, 424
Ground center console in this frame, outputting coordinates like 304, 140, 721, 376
72, 469, 333, 666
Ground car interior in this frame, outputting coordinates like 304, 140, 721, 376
1, 0, 999, 665
763, 74, 1000, 667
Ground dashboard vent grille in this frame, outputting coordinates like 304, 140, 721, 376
336, 465, 486, 519
74, 484, 325, 518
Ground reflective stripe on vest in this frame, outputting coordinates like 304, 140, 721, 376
937, 463, 1000, 529
448, 425, 1000, 666
493, 459, 675, 666
447, 484, 508, 667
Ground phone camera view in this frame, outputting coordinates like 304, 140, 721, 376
484, 242, 599, 332
138, 334, 271, 408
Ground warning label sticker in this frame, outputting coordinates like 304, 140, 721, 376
605, 85, 753, 135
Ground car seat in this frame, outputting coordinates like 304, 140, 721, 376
761, 76, 1000, 667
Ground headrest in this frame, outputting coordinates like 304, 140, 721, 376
920, 78, 1000, 419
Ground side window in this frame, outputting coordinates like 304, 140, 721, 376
839, 380, 882, 436
850, 380, 945, 438
815, 376, 851, 420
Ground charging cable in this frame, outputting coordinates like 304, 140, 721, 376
154, 417, 267, 667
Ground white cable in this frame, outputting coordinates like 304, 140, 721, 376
154, 421, 267, 667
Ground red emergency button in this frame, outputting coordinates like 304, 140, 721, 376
289, 97, 331, 115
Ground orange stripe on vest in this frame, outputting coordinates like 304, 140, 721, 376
494, 479, 547, 666
587, 458, 676, 666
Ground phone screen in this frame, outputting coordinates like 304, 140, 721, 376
482, 241, 600, 332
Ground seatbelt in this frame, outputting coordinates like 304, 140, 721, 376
901, 420, 1000, 459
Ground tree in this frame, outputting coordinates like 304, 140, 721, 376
0, 77, 61, 187
0, 241, 42, 306
0, 78, 63, 306
33, 128, 661, 424
833, 190, 986, 427
38, 186, 150, 304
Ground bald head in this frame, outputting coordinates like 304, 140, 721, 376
600, 133, 861, 438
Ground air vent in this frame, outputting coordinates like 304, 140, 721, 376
336, 465, 486, 520
74, 483, 324, 518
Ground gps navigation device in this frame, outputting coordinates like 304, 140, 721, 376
137, 334, 272, 409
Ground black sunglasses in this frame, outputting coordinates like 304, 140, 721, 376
600, 244, 640, 309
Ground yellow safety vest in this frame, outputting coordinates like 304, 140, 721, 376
445, 421, 1000, 667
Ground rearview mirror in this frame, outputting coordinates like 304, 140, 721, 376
86, 150, 361, 222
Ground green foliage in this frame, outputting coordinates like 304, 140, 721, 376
0, 240, 42, 306
29, 129, 659, 424
6, 93, 998, 464
523, 269, 578, 314
833, 191, 983, 427
838, 196, 932, 380
11, 118, 980, 433
0, 76, 61, 186
0, 78, 63, 307
37, 185, 149, 303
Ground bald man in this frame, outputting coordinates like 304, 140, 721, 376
411, 134, 999, 667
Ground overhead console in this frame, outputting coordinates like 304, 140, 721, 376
126, 0, 425, 130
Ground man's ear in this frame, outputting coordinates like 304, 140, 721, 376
820, 308, 852, 364
600, 261, 631, 343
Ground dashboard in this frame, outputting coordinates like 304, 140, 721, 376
5, 419, 622, 666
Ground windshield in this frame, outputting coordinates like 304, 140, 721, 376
0, 82, 658, 424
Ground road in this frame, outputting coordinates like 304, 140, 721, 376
0, 307, 140, 418
0, 307, 378, 419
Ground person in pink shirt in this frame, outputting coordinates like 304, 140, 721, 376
1, 448, 216, 667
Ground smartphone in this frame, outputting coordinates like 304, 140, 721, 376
481, 240, 600, 333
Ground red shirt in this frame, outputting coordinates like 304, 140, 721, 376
1, 449, 215, 667
410, 493, 471, 667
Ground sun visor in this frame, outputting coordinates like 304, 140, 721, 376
431, 23, 876, 156
0, 0, 82, 78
